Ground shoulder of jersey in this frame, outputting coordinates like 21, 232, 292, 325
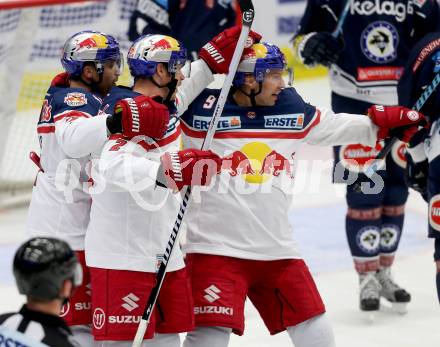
50, 87, 102, 109
102, 86, 141, 113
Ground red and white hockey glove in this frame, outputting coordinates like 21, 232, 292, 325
199, 25, 262, 74
51, 72, 70, 87
161, 149, 222, 191
107, 95, 170, 139
367, 105, 426, 143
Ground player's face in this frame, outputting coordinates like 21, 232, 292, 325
96, 60, 121, 96
256, 69, 285, 106
167, 64, 185, 100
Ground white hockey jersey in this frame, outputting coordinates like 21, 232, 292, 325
180, 87, 379, 260
85, 60, 213, 272
26, 87, 108, 250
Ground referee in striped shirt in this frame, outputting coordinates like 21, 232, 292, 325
0, 237, 82, 346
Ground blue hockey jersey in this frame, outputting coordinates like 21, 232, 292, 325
295, 0, 440, 105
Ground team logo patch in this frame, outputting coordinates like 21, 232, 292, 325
338, 142, 384, 172
59, 302, 70, 317
193, 115, 241, 130
361, 21, 398, 63
357, 226, 381, 254
93, 308, 106, 330
246, 111, 256, 119
64, 92, 87, 107
264, 114, 304, 129
391, 141, 407, 168
407, 110, 420, 122
380, 224, 400, 250
429, 195, 440, 232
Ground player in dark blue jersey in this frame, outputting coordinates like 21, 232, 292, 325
293, 0, 440, 313
128, 0, 237, 60
398, 31, 440, 303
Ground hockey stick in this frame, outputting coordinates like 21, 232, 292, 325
332, 0, 351, 38
131, 1, 255, 346
360, 71, 440, 181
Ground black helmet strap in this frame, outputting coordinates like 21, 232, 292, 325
237, 83, 263, 107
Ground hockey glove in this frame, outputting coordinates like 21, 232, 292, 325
199, 25, 262, 74
106, 95, 170, 139
297, 32, 343, 67
405, 128, 429, 201
367, 105, 426, 142
160, 149, 222, 191
51, 72, 70, 87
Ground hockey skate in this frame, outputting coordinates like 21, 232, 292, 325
376, 267, 411, 314
359, 272, 380, 323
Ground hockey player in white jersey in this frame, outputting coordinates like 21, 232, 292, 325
179, 42, 425, 347
85, 27, 261, 347
26, 30, 172, 346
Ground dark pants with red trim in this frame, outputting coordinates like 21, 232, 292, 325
332, 92, 409, 273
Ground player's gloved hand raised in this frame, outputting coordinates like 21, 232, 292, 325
297, 32, 343, 67
160, 149, 222, 191
367, 105, 426, 142
51, 72, 70, 87
199, 25, 262, 74
106, 95, 170, 139
405, 127, 429, 201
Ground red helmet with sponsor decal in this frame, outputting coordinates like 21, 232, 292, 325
61, 30, 121, 77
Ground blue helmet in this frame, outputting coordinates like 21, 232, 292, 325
127, 34, 187, 78
233, 42, 286, 86
61, 30, 121, 77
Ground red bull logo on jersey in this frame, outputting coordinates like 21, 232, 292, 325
264, 114, 304, 129
429, 195, 440, 232
193, 116, 241, 130
222, 141, 294, 184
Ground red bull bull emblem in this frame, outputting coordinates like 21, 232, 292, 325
78, 37, 98, 49
153, 38, 172, 50
222, 142, 293, 184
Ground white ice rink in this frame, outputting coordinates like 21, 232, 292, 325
1, 78, 439, 346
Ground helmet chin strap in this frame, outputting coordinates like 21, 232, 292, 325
79, 62, 104, 93
238, 83, 263, 107
150, 73, 178, 103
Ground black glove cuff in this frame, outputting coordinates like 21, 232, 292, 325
106, 110, 122, 134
